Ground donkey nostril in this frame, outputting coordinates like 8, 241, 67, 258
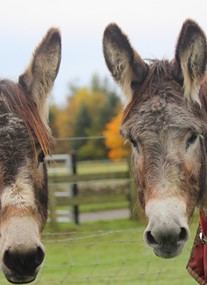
146, 231, 158, 245
3, 246, 45, 274
4, 250, 14, 270
35, 246, 44, 267
178, 227, 188, 241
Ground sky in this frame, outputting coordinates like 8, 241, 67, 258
0, 0, 207, 106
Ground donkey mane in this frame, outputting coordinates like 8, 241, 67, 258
0, 79, 54, 156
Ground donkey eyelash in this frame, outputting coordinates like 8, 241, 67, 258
124, 139, 129, 146
126, 136, 139, 150
124, 138, 138, 149
130, 139, 138, 148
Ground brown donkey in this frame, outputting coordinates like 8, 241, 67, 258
103, 18, 207, 264
0, 29, 61, 283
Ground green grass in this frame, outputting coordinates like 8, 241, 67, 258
80, 200, 129, 212
48, 160, 129, 175
0, 218, 199, 285
42, 218, 199, 285
58, 200, 129, 213
78, 160, 129, 175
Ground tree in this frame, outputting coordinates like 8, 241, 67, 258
103, 113, 130, 160
49, 104, 60, 138
49, 74, 121, 160
71, 103, 91, 149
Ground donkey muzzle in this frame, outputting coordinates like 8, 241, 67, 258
144, 198, 190, 258
2, 246, 44, 284
0, 216, 45, 284
2, 244, 44, 284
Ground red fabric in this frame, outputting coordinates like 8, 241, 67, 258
187, 211, 207, 284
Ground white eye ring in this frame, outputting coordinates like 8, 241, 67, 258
186, 133, 197, 149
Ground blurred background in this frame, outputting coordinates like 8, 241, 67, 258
0, 0, 205, 284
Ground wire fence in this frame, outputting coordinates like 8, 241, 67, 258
0, 226, 197, 285
15, 155, 196, 285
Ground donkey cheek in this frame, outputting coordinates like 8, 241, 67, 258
183, 160, 200, 177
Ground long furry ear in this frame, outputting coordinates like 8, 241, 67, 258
103, 23, 148, 104
19, 28, 61, 123
174, 19, 207, 105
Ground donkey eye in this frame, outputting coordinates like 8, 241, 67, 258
38, 151, 45, 163
129, 137, 139, 151
186, 133, 198, 149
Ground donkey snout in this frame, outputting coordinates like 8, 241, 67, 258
3, 246, 44, 283
144, 198, 190, 258
4, 246, 44, 273
144, 223, 189, 258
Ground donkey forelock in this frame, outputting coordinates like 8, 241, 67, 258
122, 60, 207, 133
0, 79, 54, 157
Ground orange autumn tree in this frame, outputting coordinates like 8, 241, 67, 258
103, 112, 130, 160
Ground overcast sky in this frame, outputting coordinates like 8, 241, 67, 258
0, 0, 207, 105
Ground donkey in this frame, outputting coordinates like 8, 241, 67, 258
103, 19, 207, 260
0, 29, 61, 283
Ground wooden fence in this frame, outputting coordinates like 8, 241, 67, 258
47, 154, 137, 228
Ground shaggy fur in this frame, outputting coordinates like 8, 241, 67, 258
0, 28, 61, 284
103, 19, 207, 258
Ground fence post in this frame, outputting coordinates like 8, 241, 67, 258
48, 184, 58, 228
128, 155, 138, 219
71, 151, 79, 224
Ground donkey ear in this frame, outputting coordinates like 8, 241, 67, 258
174, 19, 207, 105
103, 23, 148, 104
18, 28, 61, 121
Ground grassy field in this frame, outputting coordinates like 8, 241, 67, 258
78, 160, 129, 175
47, 159, 129, 175
0, 217, 199, 285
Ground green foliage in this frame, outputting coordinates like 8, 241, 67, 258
71, 104, 91, 150
78, 139, 107, 160
48, 104, 60, 138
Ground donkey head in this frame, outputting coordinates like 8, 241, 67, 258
0, 29, 61, 283
103, 20, 207, 258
